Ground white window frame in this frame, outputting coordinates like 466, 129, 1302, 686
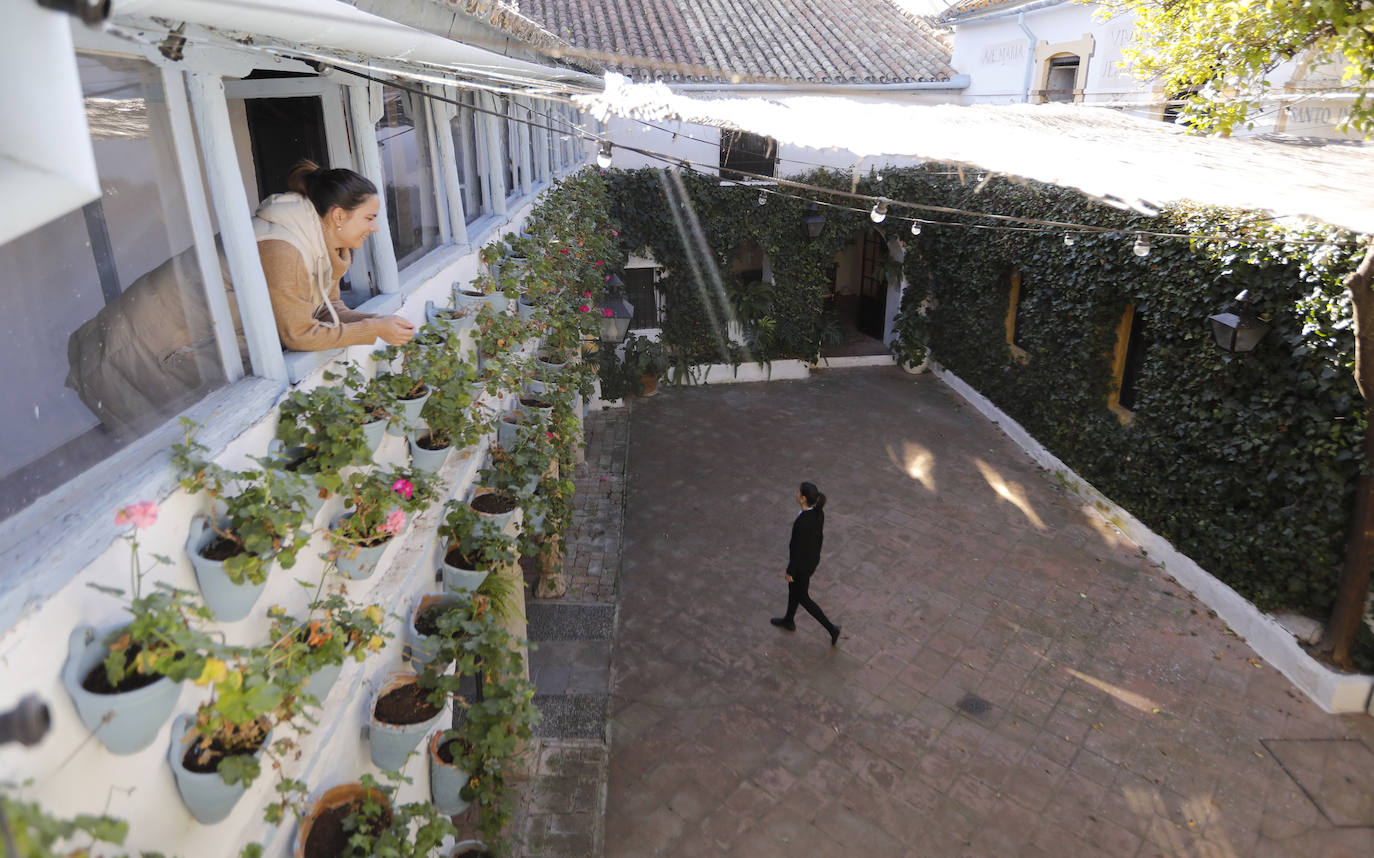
0, 39, 290, 620
482, 92, 509, 216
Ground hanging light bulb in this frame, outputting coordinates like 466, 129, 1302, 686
596, 141, 613, 169
910, 221, 923, 236
1063, 232, 1076, 247
757, 191, 767, 206
870, 198, 889, 224
1133, 233, 1151, 257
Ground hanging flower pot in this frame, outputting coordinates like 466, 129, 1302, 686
495, 409, 526, 450
428, 731, 472, 816
536, 351, 568, 372
469, 488, 518, 538
440, 541, 489, 594
293, 782, 392, 858
482, 292, 511, 314
517, 295, 537, 324
404, 592, 464, 666
424, 299, 472, 335
387, 384, 431, 438
168, 714, 271, 824
267, 440, 328, 522
452, 842, 493, 858
454, 286, 489, 314
407, 419, 452, 474
302, 661, 343, 705
326, 512, 394, 580
62, 625, 182, 755
368, 672, 446, 771
185, 514, 268, 623
361, 413, 387, 454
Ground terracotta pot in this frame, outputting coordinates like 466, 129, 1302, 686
293, 782, 391, 858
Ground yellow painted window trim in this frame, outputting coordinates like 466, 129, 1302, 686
1107, 303, 1135, 424
1005, 269, 1029, 364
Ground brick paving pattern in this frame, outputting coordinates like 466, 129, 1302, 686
606, 367, 1374, 858
563, 408, 629, 604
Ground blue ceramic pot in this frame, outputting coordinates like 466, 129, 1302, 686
368, 672, 445, 771
428, 731, 472, 816
186, 514, 267, 623
62, 625, 182, 755
168, 714, 268, 824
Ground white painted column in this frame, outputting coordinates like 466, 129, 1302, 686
347, 80, 401, 293
186, 72, 287, 382
432, 90, 468, 246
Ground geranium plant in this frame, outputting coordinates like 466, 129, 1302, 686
275, 376, 375, 497
173, 420, 311, 586
327, 468, 437, 552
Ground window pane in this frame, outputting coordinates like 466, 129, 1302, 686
0, 52, 234, 521
449, 91, 487, 227
375, 85, 441, 268
720, 130, 777, 179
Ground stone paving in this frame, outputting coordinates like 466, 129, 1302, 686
606, 367, 1374, 858
511, 408, 628, 858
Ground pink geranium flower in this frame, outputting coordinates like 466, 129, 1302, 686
115, 501, 158, 529
612, 230, 619, 236
391, 478, 415, 499
559, 247, 571, 255
584, 291, 592, 297
602, 308, 614, 317
594, 260, 604, 267
379, 510, 406, 536
578, 304, 590, 313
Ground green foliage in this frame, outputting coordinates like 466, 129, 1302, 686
418, 595, 539, 850
173, 420, 311, 585
328, 469, 437, 550
0, 794, 130, 858
90, 579, 213, 688
1103, 0, 1374, 137
339, 774, 455, 858
888, 165, 1363, 618
605, 167, 872, 365
276, 378, 373, 496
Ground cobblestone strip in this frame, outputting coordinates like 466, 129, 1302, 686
510, 407, 630, 857
561, 409, 629, 604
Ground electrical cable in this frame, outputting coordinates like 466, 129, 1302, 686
100, 23, 1353, 248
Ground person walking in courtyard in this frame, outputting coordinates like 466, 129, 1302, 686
771, 481, 842, 645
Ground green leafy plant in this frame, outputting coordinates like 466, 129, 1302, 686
173, 420, 311, 586
335, 774, 455, 858
439, 498, 520, 577
328, 469, 437, 552
0, 794, 132, 858
275, 377, 374, 497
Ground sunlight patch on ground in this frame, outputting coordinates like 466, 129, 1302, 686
1081, 504, 1131, 549
974, 458, 1045, 530
1066, 668, 1159, 714
1122, 785, 1239, 858
888, 441, 936, 492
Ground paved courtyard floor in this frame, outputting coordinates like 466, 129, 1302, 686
605, 367, 1374, 858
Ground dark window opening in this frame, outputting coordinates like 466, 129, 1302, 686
1119, 311, 1150, 412
719, 130, 777, 180
244, 96, 328, 202
1012, 271, 1032, 352
623, 268, 660, 329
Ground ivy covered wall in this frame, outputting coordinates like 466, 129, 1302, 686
605, 165, 1365, 622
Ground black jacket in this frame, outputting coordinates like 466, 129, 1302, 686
787, 507, 824, 582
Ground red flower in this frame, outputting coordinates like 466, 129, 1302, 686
602, 308, 614, 317
593, 260, 604, 267
584, 291, 592, 297
578, 304, 590, 313
559, 248, 570, 255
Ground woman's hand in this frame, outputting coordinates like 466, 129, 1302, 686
377, 315, 416, 345
785, 575, 794, 582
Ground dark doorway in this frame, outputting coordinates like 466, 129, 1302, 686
244, 96, 328, 200
623, 268, 660, 329
858, 230, 889, 340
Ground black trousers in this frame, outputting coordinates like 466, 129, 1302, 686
784, 577, 837, 634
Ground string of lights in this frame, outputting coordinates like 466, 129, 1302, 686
101, 23, 1351, 252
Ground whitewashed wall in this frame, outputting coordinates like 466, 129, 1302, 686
948, 2, 1364, 138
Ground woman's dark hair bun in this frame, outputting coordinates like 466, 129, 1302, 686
285, 158, 377, 216
286, 159, 323, 196
799, 481, 826, 510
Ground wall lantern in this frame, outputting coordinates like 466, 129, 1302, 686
1206, 290, 1270, 353
802, 203, 826, 239
597, 274, 634, 343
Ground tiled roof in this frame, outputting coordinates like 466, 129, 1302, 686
518, 0, 956, 84
937, 0, 1064, 24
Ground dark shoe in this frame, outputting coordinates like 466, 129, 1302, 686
770, 617, 796, 631
829, 625, 842, 646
